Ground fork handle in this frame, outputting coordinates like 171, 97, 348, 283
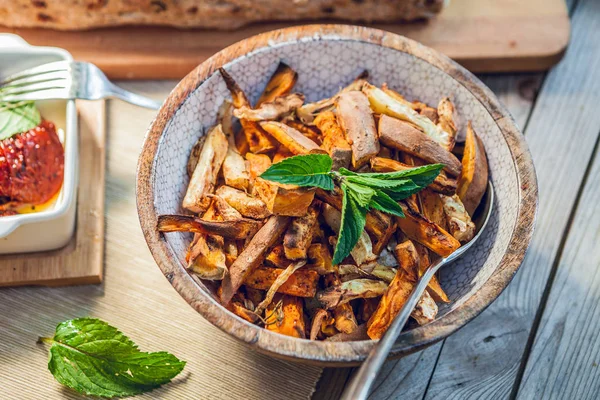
340, 259, 444, 400
107, 83, 162, 110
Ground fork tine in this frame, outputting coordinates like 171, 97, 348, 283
0, 82, 67, 97
0, 89, 69, 103
0, 71, 69, 91
0, 61, 71, 87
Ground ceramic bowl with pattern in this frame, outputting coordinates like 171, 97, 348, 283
137, 25, 537, 365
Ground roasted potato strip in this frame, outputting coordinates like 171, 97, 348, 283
265, 295, 306, 338
458, 122, 489, 215
335, 91, 380, 169
157, 214, 260, 239
219, 68, 277, 153
317, 279, 388, 310
314, 111, 352, 170
378, 115, 461, 177
216, 185, 271, 219
182, 124, 229, 213
244, 266, 319, 298
284, 200, 321, 260
395, 203, 461, 257
234, 93, 304, 121
257, 62, 298, 106
260, 121, 322, 155
220, 215, 290, 305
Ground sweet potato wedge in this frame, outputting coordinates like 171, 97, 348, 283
157, 214, 261, 239
317, 279, 388, 310
265, 295, 306, 338
335, 91, 380, 169
436, 97, 457, 151
218, 102, 250, 191
257, 62, 298, 106
418, 188, 448, 229
378, 115, 462, 177
363, 83, 454, 151
413, 242, 449, 303
219, 68, 277, 153
259, 121, 321, 155
314, 111, 352, 170
182, 124, 229, 213
284, 200, 321, 260
323, 274, 358, 334
272, 145, 294, 163
285, 120, 322, 145
253, 178, 316, 217
187, 203, 227, 280
395, 203, 461, 257
216, 185, 271, 219
244, 266, 319, 298
220, 215, 290, 305
441, 194, 475, 243
458, 122, 489, 215
234, 93, 304, 121
412, 290, 438, 325
306, 243, 336, 274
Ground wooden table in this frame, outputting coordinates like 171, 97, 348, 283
1, 0, 599, 398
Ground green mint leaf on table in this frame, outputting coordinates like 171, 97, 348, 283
260, 153, 334, 190
38, 318, 185, 398
0, 101, 41, 140
260, 154, 442, 264
333, 184, 368, 265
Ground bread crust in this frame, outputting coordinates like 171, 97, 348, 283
0, 0, 445, 31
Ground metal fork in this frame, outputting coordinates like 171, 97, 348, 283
0, 61, 162, 110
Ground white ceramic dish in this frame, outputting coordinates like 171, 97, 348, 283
0, 34, 78, 253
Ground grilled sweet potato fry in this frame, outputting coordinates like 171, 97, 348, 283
157, 214, 260, 239
187, 203, 227, 280
220, 215, 290, 305
367, 242, 420, 339
458, 122, 489, 215
363, 83, 454, 151
338, 264, 397, 283
418, 188, 448, 229
234, 93, 304, 121
257, 62, 298, 106
260, 121, 321, 155
265, 294, 305, 338
216, 185, 271, 219
284, 200, 321, 259
412, 290, 438, 325
378, 115, 461, 177
314, 111, 352, 170
436, 97, 457, 151
335, 91, 380, 169
310, 309, 332, 340
219, 101, 251, 191
244, 266, 319, 298
323, 274, 358, 334
370, 156, 457, 195
317, 279, 388, 310
253, 178, 316, 217
285, 120, 322, 145
440, 194, 475, 243
265, 245, 292, 268
219, 68, 277, 153
182, 124, 229, 213
255, 260, 307, 314
395, 203, 461, 257
273, 146, 294, 163
306, 243, 335, 275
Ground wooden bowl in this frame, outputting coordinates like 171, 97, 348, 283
136, 25, 537, 366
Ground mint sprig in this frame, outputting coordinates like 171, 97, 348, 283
260, 154, 442, 264
0, 101, 41, 140
38, 318, 185, 398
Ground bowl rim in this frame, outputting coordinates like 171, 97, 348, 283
136, 24, 538, 365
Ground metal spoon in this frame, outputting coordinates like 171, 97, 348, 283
341, 182, 495, 400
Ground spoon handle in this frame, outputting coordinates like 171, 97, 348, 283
340, 258, 444, 400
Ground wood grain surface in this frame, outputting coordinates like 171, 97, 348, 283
0, 0, 569, 78
0, 101, 105, 287
0, 85, 323, 399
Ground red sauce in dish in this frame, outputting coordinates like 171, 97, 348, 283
0, 120, 64, 210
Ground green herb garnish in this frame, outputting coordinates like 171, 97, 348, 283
260, 154, 443, 264
38, 318, 186, 398
0, 101, 41, 140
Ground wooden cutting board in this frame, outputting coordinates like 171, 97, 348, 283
0, 0, 569, 78
0, 101, 106, 287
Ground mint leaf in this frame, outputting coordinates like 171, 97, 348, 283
333, 184, 367, 265
369, 190, 405, 217
260, 154, 334, 190
0, 101, 41, 140
39, 318, 185, 398
344, 180, 375, 207
359, 164, 444, 186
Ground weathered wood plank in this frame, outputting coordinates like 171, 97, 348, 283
423, 0, 600, 398
517, 131, 600, 400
